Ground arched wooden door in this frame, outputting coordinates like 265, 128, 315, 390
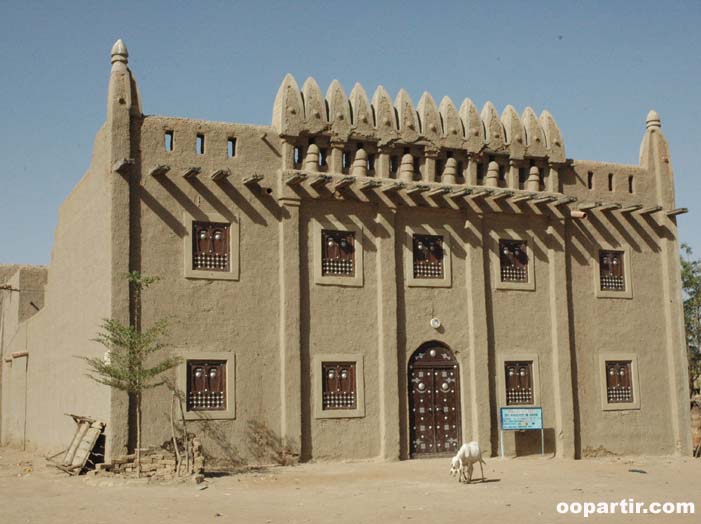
408, 343, 461, 457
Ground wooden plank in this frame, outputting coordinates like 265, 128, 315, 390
63, 422, 90, 466
70, 421, 105, 469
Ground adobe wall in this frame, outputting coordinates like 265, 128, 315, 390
568, 217, 677, 455
134, 116, 286, 462
0, 127, 115, 453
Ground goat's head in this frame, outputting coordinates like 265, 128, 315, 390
449, 456, 461, 477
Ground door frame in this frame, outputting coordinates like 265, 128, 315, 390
407, 341, 462, 458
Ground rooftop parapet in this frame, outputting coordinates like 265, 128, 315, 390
272, 74, 566, 163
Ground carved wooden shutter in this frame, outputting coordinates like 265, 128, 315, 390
322, 362, 356, 409
321, 230, 355, 276
505, 361, 533, 405
187, 360, 227, 411
413, 234, 444, 279
499, 240, 528, 282
193, 222, 230, 271
606, 361, 633, 403
599, 251, 625, 291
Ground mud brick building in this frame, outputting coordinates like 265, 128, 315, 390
0, 40, 691, 461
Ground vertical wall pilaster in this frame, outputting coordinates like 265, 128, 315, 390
640, 113, 691, 454
278, 195, 303, 453
507, 160, 519, 190
106, 40, 138, 461
423, 152, 437, 183
660, 222, 693, 454
465, 213, 492, 453
377, 149, 391, 179
329, 143, 344, 174
548, 164, 560, 193
467, 154, 479, 186
376, 208, 400, 459
547, 219, 575, 458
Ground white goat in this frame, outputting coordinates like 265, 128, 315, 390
449, 441, 486, 483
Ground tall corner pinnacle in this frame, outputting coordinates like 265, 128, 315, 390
646, 109, 661, 129
111, 39, 129, 66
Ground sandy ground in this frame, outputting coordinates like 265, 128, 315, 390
0, 447, 698, 524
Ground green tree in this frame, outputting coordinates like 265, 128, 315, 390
78, 272, 180, 476
681, 244, 701, 396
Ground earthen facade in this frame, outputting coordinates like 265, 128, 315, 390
0, 40, 692, 461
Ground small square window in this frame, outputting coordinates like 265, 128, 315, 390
176, 352, 235, 420
322, 362, 357, 410
192, 222, 230, 272
413, 234, 444, 279
599, 354, 639, 410
321, 230, 355, 277
187, 360, 227, 411
314, 354, 364, 418
599, 250, 625, 291
505, 361, 534, 405
165, 131, 174, 151
227, 137, 237, 158
605, 360, 633, 404
313, 220, 363, 287
184, 212, 239, 281
499, 240, 528, 283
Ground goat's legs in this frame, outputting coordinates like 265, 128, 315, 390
457, 458, 466, 483
478, 458, 485, 481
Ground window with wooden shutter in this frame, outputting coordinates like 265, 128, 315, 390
605, 360, 633, 403
187, 360, 227, 411
499, 240, 528, 283
599, 251, 625, 291
322, 362, 357, 410
321, 230, 355, 276
413, 234, 444, 279
192, 222, 230, 272
505, 361, 534, 405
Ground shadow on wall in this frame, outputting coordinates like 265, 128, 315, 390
513, 427, 556, 457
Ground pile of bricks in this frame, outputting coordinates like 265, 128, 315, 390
93, 437, 206, 482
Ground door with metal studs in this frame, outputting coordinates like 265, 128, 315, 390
408, 344, 461, 457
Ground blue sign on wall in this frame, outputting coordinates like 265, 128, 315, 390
500, 407, 543, 430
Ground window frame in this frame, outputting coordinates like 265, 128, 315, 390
503, 360, 535, 406
404, 225, 452, 288
192, 221, 231, 273
498, 239, 530, 285
313, 353, 365, 419
599, 353, 640, 411
491, 232, 535, 291
595, 246, 632, 299
321, 361, 358, 411
183, 211, 239, 281
176, 351, 236, 420
312, 218, 364, 287
186, 359, 227, 411
497, 354, 541, 408
321, 229, 356, 278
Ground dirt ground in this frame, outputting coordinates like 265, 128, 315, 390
0, 447, 698, 524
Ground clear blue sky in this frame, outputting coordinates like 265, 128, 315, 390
1, 1, 699, 264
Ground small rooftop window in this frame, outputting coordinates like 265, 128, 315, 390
228, 138, 237, 158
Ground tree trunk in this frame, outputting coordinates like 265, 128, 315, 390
136, 391, 142, 478
170, 392, 182, 476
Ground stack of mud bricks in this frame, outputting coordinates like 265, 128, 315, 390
94, 437, 206, 481
191, 437, 205, 483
